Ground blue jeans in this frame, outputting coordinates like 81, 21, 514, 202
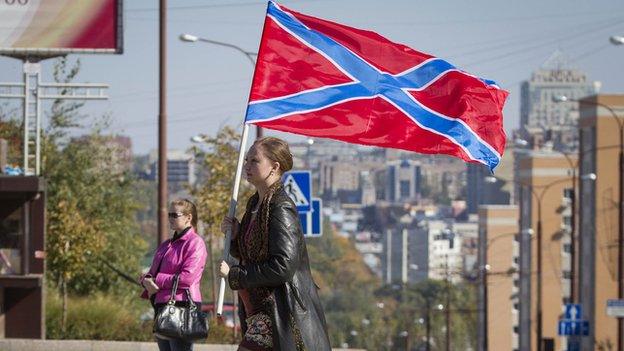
156, 337, 193, 351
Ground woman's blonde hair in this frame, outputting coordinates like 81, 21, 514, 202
254, 137, 293, 175
170, 198, 198, 227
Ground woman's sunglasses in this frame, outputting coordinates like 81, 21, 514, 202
168, 212, 186, 219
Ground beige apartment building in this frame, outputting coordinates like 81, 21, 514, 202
578, 94, 624, 350
517, 152, 576, 351
478, 205, 520, 351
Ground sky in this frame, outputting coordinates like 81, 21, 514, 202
1, 0, 624, 155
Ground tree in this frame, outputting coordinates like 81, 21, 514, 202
45, 132, 147, 296
47, 198, 102, 333
41, 58, 147, 333
0, 103, 23, 167
189, 126, 254, 302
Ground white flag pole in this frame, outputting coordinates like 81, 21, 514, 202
216, 123, 251, 316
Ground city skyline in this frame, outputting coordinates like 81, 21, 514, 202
1, 0, 622, 155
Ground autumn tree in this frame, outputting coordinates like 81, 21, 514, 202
41, 58, 147, 333
189, 126, 253, 302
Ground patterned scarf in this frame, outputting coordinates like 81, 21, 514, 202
237, 181, 283, 311
237, 181, 306, 350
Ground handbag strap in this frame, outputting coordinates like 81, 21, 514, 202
185, 289, 197, 311
167, 274, 180, 305
167, 274, 196, 310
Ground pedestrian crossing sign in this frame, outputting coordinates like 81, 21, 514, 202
282, 171, 311, 212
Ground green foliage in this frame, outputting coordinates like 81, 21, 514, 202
47, 57, 85, 143
46, 292, 153, 341
43, 58, 147, 297
46, 292, 242, 344
189, 126, 254, 236
45, 131, 147, 296
205, 319, 237, 344
307, 222, 377, 293
0, 103, 22, 166
188, 126, 254, 302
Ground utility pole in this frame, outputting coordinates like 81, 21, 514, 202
158, 0, 168, 244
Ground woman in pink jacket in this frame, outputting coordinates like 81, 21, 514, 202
140, 199, 207, 351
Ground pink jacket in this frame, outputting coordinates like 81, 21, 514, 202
140, 228, 207, 304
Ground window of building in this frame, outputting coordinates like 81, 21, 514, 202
563, 243, 572, 253
562, 270, 572, 279
0, 205, 22, 275
400, 180, 410, 198
562, 216, 572, 227
563, 188, 574, 199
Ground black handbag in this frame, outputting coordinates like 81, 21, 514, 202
153, 274, 209, 341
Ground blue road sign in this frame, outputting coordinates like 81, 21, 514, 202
564, 304, 582, 320
299, 198, 322, 237
282, 171, 311, 212
558, 320, 590, 336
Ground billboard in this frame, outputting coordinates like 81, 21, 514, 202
0, 0, 123, 55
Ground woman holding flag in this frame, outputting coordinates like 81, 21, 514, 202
219, 137, 331, 351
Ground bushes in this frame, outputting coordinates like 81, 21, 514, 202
46, 292, 240, 344
46, 293, 153, 341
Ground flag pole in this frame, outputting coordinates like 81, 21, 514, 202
216, 122, 251, 316
216, 1, 271, 316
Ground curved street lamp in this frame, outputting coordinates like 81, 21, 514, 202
610, 35, 624, 45
179, 33, 263, 139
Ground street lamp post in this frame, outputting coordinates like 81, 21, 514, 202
555, 94, 624, 349
306, 138, 314, 169
179, 33, 263, 139
158, 0, 168, 244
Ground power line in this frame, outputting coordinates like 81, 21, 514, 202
446, 17, 623, 61
126, 0, 327, 13
356, 10, 624, 28
462, 18, 624, 69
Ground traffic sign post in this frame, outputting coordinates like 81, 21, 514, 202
557, 320, 589, 336
559, 303, 590, 350
282, 170, 322, 238
299, 198, 322, 237
567, 338, 580, 351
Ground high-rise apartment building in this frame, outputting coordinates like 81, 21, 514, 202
519, 51, 600, 151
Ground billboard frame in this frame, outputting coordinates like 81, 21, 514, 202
0, 0, 124, 56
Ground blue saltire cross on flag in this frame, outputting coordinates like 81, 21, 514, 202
245, 1, 508, 171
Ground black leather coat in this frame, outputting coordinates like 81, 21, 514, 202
228, 188, 332, 351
